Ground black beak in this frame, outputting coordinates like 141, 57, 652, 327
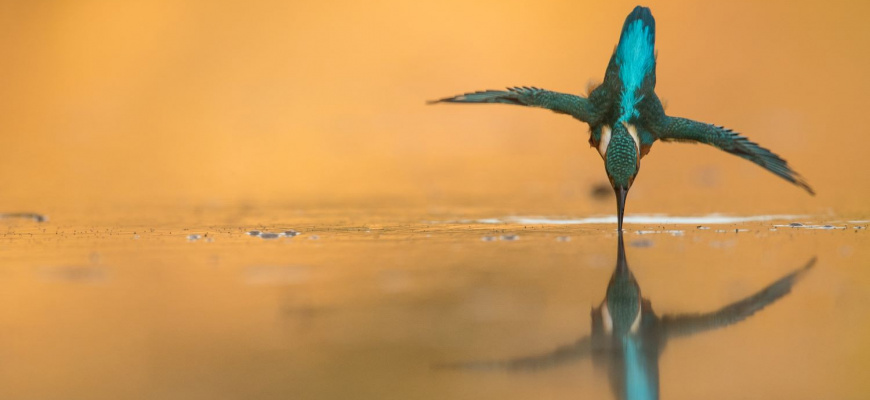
616, 186, 628, 234
616, 231, 627, 271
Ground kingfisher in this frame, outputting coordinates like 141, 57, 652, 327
438, 235, 816, 400
430, 6, 813, 231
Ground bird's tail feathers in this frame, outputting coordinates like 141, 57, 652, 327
619, 6, 656, 44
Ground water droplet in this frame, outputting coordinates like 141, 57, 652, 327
697, 226, 711, 230
260, 233, 280, 239
500, 235, 519, 241
556, 236, 571, 242
187, 234, 201, 241
309, 235, 320, 240
481, 236, 496, 242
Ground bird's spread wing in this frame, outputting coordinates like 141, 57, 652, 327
661, 257, 816, 339
656, 116, 814, 194
434, 335, 592, 372
429, 87, 597, 123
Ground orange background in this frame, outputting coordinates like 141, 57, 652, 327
2, 0, 868, 217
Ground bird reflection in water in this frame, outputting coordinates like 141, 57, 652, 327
440, 235, 815, 400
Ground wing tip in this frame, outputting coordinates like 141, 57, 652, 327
798, 180, 816, 196
427, 94, 468, 104
786, 170, 815, 196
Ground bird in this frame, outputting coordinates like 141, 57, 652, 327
435, 234, 816, 400
430, 6, 813, 232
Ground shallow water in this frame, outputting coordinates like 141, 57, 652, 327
1, 208, 868, 400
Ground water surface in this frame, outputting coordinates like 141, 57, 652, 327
1, 208, 868, 399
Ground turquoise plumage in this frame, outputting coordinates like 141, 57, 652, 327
431, 6, 813, 230
436, 235, 816, 400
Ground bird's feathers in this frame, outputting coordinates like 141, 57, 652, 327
657, 117, 814, 194
616, 6, 656, 122
428, 6, 814, 197
429, 87, 597, 123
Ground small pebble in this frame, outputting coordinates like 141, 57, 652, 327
788, 222, 804, 227
187, 234, 202, 241
556, 236, 571, 242
260, 233, 280, 239
500, 235, 519, 241
697, 226, 711, 230
284, 230, 301, 237
247, 230, 261, 236
481, 236, 496, 242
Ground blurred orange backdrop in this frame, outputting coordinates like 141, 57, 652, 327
1, 0, 868, 217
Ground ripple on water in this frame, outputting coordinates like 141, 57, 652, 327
636, 230, 684, 236
775, 223, 847, 230
246, 230, 304, 240
0, 212, 48, 222
471, 214, 808, 225
630, 239, 653, 248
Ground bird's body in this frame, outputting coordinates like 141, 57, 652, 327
431, 6, 813, 230
437, 234, 816, 400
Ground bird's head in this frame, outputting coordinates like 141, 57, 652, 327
603, 122, 641, 232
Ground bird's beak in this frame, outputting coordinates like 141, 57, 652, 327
616, 186, 628, 234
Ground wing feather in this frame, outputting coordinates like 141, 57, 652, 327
657, 116, 814, 194
430, 87, 597, 123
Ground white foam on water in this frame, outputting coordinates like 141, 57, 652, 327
470, 214, 808, 225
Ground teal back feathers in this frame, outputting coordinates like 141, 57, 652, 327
616, 6, 656, 122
